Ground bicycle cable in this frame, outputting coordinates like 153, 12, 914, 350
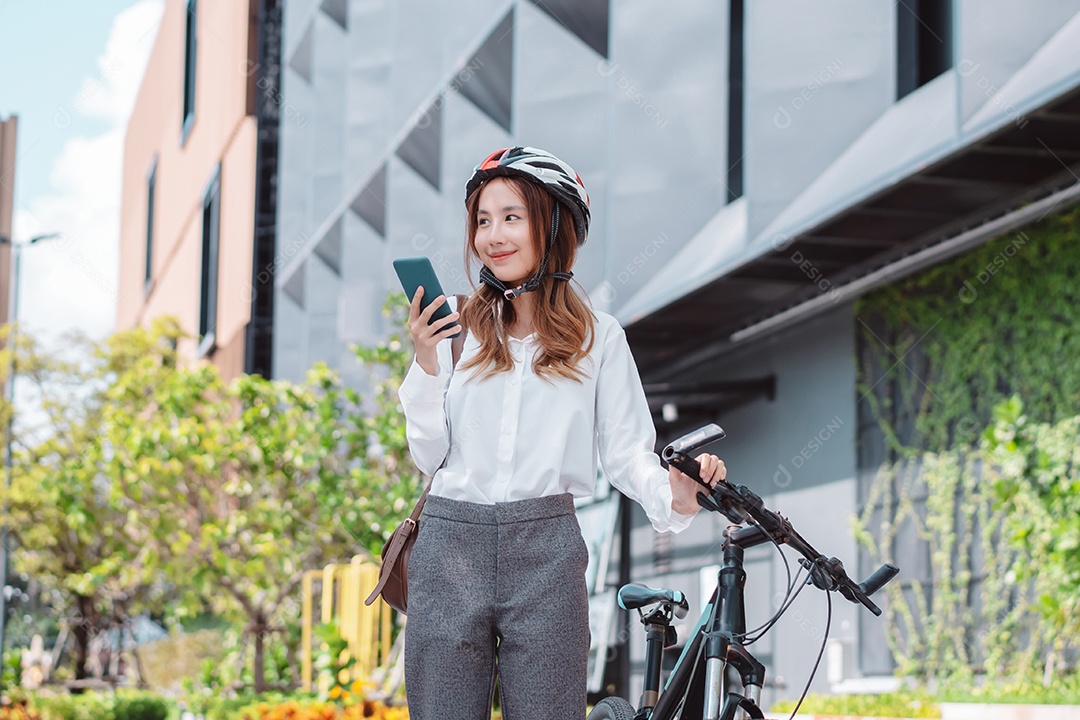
785, 586, 833, 720
740, 563, 809, 645
728, 521, 792, 639
736, 532, 803, 644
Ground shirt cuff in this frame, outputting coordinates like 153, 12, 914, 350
399, 357, 447, 405
657, 482, 697, 534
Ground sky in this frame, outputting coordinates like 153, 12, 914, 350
0, 0, 165, 345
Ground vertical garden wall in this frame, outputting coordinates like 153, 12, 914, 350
855, 208, 1080, 688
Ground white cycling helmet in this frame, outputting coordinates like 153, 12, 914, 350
465, 146, 591, 246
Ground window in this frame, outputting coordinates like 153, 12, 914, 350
198, 166, 221, 355
897, 0, 952, 99
144, 158, 157, 291
727, 0, 744, 202
182, 0, 198, 143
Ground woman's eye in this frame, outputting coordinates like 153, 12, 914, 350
477, 217, 489, 227
506, 214, 520, 221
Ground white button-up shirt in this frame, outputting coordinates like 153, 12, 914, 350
398, 305, 696, 534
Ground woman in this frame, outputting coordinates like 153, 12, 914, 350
399, 147, 726, 720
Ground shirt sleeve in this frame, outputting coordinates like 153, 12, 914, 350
398, 300, 458, 477
595, 322, 698, 534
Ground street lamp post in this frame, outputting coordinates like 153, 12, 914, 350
0, 232, 60, 663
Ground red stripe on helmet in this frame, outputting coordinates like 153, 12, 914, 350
478, 148, 510, 171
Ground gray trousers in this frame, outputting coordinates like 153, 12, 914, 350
404, 493, 591, 720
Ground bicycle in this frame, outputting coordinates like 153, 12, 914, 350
587, 424, 899, 720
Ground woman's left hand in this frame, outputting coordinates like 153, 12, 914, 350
669, 453, 727, 515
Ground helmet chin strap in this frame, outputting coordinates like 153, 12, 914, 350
479, 204, 573, 300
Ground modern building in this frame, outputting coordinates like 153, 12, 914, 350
118, 1, 282, 381
265, 0, 1080, 706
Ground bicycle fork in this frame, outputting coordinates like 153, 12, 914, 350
702, 529, 766, 720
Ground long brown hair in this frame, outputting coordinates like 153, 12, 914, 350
458, 176, 595, 381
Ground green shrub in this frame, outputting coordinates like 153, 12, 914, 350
771, 691, 941, 718
34, 691, 174, 720
35, 693, 105, 720
941, 672, 1080, 705
111, 694, 170, 720
1, 649, 20, 693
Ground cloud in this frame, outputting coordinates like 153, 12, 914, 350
76, 0, 167, 125
13, 0, 164, 344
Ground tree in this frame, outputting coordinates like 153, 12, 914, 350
4, 300, 424, 690
2, 322, 171, 681
104, 312, 419, 691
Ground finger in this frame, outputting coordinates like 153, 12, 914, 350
703, 455, 719, 486
410, 286, 425, 314
419, 294, 446, 322
432, 312, 461, 335
698, 453, 712, 473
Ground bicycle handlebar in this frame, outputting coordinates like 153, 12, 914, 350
662, 427, 898, 617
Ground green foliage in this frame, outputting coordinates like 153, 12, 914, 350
33, 691, 173, 720
771, 691, 942, 717
941, 671, 1080, 704
348, 293, 425, 554
3, 310, 421, 689
854, 445, 1056, 687
856, 209, 1080, 455
1, 319, 181, 680
983, 399, 1080, 648
190, 627, 295, 693
1, 649, 19, 693
855, 209, 1080, 688
312, 621, 354, 697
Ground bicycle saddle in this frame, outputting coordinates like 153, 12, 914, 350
617, 583, 690, 618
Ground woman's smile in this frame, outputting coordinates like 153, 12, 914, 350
475, 178, 538, 285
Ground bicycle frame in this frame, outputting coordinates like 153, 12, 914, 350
633, 524, 769, 720
601, 423, 897, 720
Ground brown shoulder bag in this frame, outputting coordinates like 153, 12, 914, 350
364, 296, 466, 614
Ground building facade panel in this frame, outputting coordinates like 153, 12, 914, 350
120, 0, 263, 381
744, 0, 895, 240
956, 0, 1080, 122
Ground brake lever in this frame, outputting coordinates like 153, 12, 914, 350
800, 556, 886, 616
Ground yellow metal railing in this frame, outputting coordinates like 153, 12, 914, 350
301, 556, 394, 691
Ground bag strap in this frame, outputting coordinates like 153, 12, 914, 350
450, 293, 467, 367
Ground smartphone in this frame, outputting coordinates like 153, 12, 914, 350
393, 256, 459, 332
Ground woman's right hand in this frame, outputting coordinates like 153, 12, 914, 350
408, 286, 461, 376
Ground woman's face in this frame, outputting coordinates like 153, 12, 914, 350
474, 178, 539, 288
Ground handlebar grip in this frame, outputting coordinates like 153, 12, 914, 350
666, 454, 708, 487
859, 563, 900, 597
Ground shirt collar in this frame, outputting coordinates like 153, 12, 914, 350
508, 332, 538, 345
